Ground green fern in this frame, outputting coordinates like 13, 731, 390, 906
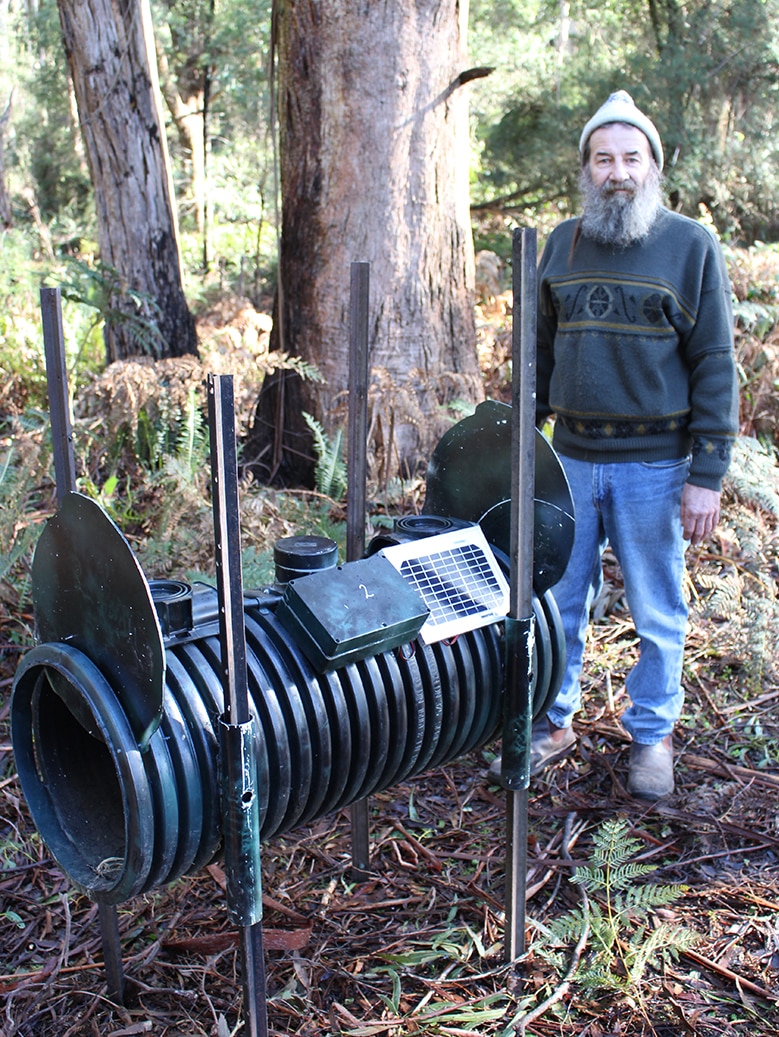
175, 387, 209, 482
725, 436, 779, 517
0, 444, 44, 611
59, 258, 167, 359
537, 818, 694, 997
303, 411, 347, 499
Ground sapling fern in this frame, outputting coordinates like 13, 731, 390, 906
303, 411, 348, 499
537, 818, 695, 996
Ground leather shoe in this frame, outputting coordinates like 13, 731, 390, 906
488, 720, 576, 781
627, 738, 674, 801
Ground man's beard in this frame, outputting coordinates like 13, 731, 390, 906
579, 165, 665, 248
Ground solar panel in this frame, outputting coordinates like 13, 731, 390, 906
379, 524, 510, 644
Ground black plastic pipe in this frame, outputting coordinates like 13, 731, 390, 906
11, 591, 507, 905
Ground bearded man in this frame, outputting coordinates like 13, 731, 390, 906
525, 91, 738, 799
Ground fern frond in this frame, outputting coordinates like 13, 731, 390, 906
262, 352, 325, 384
535, 818, 692, 999
725, 436, 779, 517
575, 958, 624, 995
571, 859, 657, 894
695, 570, 743, 620
302, 412, 347, 499
626, 923, 698, 987
572, 818, 644, 882
611, 882, 686, 915
544, 903, 601, 946
174, 387, 209, 482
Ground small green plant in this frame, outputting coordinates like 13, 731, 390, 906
59, 258, 167, 361
0, 439, 48, 613
535, 818, 694, 997
725, 436, 779, 518
303, 411, 347, 499
136, 384, 208, 474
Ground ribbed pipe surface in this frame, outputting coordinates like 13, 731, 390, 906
12, 602, 505, 905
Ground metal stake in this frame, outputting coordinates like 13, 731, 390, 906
40, 288, 77, 505
503, 227, 538, 961
40, 286, 126, 1003
208, 373, 268, 1037
347, 261, 372, 880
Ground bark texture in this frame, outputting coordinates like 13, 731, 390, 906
58, 0, 197, 361
0, 94, 13, 229
247, 0, 482, 485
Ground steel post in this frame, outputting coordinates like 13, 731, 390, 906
347, 262, 372, 880
503, 227, 538, 961
208, 374, 268, 1037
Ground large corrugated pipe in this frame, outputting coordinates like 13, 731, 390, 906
11, 572, 564, 907
11, 401, 572, 909
11, 587, 511, 905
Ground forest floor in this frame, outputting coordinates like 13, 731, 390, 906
1, 286, 779, 1036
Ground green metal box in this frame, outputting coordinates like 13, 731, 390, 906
275, 554, 429, 672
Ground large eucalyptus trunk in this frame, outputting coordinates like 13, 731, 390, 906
246, 0, 483, 486
57, 0, 197, 361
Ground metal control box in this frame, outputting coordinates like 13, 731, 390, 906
275, 553, 429, 671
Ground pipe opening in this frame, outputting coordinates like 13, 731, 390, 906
12, 645, 157, 903
33, 669, 127, 874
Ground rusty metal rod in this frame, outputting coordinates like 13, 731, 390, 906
347, 261, 372, 880
504, 227, 538, 961
40, 287, 77, 504
208, 373, 268, 1037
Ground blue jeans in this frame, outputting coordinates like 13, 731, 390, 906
548, 454, 690, 744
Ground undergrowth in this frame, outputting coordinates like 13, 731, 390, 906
534, 818, 694, 999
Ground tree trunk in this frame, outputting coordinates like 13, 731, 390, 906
0, 93, 13, 229
57, 0, 197, 361
156, 39, 207, 236
246, 0, 483, 486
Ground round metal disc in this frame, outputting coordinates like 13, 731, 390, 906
32, 492, 164, 748
423, 400, 575, 594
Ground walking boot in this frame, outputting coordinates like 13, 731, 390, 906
627, 736, 674, 801
488, 720, 576, 782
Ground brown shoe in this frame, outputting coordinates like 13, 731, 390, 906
487, 720, 576, 781
627, 737, 674, 801
529, 720, 576, 776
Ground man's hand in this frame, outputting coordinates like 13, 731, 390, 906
681, 483, 721, 545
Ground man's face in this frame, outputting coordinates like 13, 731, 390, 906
587, 124, 653, 191
580, 123, 662, 248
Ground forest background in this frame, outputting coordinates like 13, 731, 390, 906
1, 1, 779, 1036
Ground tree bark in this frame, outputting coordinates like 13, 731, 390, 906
57, 0, 197, 361
0, 93, 13, 229
156, 38, 207, 236
246, 0, 483, 486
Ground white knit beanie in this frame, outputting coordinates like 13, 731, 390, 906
579, 90, 664, 170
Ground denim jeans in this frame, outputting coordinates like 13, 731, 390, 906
547, 454, 690, 744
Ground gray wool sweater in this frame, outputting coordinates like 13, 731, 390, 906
536, 208, 739, 491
